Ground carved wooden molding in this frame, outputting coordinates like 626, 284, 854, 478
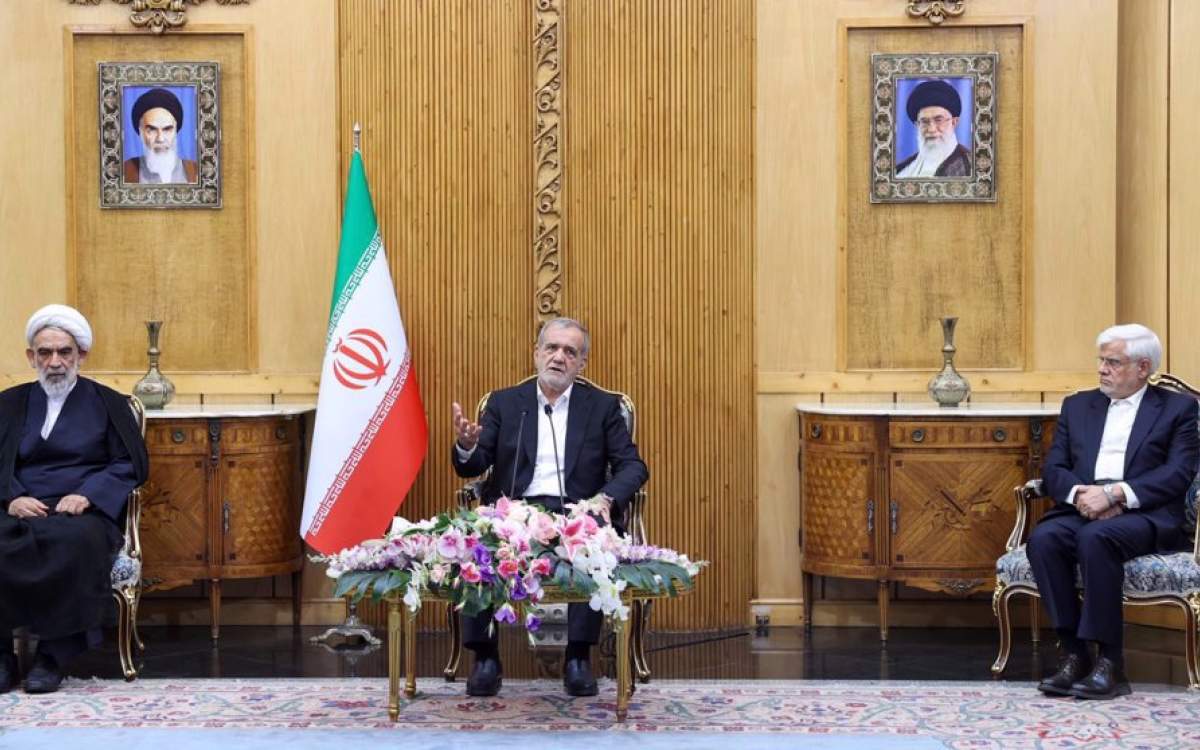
905, 0, 965, 26
532, 0, 564, 323
68, 0, 250, 35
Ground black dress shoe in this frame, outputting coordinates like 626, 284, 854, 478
24, 652, 63, 694
465, 657, 502, 697
1037, 653, 1092, 696
563, 658, 598, 697
1069, 656, 1131, 700
0, 651, 17, 694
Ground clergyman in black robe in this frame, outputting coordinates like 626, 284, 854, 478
0, 304, 148, 693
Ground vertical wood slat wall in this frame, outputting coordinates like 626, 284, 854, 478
337, 0, 534, 628
338, 0, 756, 631
566, 1, 756, 629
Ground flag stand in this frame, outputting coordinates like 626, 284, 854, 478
310, 599, 382, 647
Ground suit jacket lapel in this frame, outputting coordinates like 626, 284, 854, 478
1081, 390, 1109, 481
564, 383, 593, 481
1124, 385, 1163, 476
519, 380, 539, 466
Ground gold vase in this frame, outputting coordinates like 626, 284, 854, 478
132, 320, 176, 409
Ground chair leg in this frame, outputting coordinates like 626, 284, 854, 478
1184, 594, 1200, 690
114, 589, 138, 681
1030, 597, 1040, 644
632, 598, 651, 683
442, 602, 462, 681
132, 583, 145, 653
991, 581, 1015, 675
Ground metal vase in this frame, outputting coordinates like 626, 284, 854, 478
132, 320, 176, 409
927, 316, 971, 407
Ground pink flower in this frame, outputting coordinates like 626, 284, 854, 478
460, 562, 482, 584
497, 559, 520, 579
530, 558, 552, 577
436, 529, 466, 561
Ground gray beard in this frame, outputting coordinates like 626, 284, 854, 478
144, 145, 180, 181
38, 366, 78, 399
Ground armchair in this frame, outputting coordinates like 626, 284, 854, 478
442, 375, 653, 683
991, 373, 1200, 688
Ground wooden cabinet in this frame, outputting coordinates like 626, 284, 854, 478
798, 404, 1057, 640
140, 406, 312, 639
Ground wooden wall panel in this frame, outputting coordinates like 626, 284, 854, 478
845, 26, 1024, 371
1169, 0, 1200, 379
336, 0, 534, 627
1116, 0, 1169, 342
565, 0, 756, 630
68, 32, 251, 373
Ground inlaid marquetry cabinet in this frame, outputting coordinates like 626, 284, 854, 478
141, 406, 313, 639
797, 403, 1059, 640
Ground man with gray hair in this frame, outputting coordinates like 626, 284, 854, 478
0, 305, 149, 693
449, 317, 648, 698
1029, 323, 1199, 699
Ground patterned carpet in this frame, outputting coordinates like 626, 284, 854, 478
2, 677, 1199, 749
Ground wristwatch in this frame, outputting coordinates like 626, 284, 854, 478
1102, 483, 1118, 508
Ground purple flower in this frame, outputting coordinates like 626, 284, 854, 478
494, 603, 517, 624
510, 578, 528, 601
473, 545, 492, 566
525, 613, 541, 632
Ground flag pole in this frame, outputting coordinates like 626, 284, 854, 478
310, 118, 382, 650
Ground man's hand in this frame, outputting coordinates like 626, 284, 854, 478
1095, 504, 1125, 521
451, 402, 481, 450
7, 496, 48, 518
1075, 486, 1112, 520
56, 494, 91, 515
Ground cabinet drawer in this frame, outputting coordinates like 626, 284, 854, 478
801, 415, 876, 449
145, 420, 210, 455
889, 419, 1029, 449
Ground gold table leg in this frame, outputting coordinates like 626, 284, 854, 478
388, 599, 400, 721
615, 611, 631, 721
405, 604, 418, 698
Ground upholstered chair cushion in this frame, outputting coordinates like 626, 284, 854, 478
997, 546, 1200, 598
111, 551, 141, 590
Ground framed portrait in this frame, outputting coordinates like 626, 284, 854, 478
98, 61, 221, 209
869, 52, 997, 204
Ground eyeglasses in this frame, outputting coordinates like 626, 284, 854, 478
917, 115, 953, 128
1096, 356, 1133, 369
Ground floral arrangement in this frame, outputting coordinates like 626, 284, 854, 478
320, 497, 704, 633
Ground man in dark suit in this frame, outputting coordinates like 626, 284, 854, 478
1029, 323, 1199, 699
1, 305, 149, 694
450, 317, 648, 698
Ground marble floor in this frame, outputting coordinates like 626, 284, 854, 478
56, 623, 1194, 689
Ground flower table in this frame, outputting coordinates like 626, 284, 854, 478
384, 583, 691, 722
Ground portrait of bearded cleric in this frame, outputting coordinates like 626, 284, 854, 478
121, 86, 199, 185
894, 77, 974, 180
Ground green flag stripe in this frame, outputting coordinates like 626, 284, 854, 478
325, 229, 383, 344
327, 151, 379, 331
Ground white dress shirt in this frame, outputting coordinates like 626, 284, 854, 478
1067, 383, 1147, 509
456, 383, 572, 499
40, 380, 77, 440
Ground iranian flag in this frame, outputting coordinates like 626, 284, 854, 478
301, 150, 428, 555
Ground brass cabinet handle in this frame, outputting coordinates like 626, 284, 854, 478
810, 423, 822, 439
275, 426, 288, 440
911, 428, 925, 443
890, 500, 899, 535
993, 428, 1008, 442
222, 501, 231, 535
171, 430, 186, 444
867, 499, 875, 534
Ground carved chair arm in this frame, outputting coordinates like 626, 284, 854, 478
1005, 478, 1045, 552
456, 479, 486, 510
626, 489, 648, 546
124, 486, 143, 561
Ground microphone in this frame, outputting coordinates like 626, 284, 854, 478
544, 403, 566, 504
509, 409, 528, 500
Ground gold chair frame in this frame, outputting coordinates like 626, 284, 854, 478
442, 375, 653, 683
991, 372, 1200, 688
114, 395, 147, 680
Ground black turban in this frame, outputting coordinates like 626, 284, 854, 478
130, 88, 184, 132
905, 80, 962, 122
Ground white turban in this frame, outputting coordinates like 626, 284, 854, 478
25, 304, 93, 352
